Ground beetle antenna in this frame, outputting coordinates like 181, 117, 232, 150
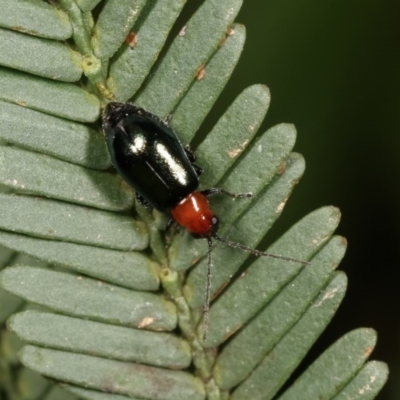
213, 234, 310, 266
202, 237, 213, 341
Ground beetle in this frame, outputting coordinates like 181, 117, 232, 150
103, 102, 308, 339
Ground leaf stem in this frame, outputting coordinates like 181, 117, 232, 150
56, 0, 114, 100
160, 267, 220, 397
135, 202, 168, 264
56, 0, 92, 55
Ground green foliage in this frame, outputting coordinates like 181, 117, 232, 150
0, 0, 388, 399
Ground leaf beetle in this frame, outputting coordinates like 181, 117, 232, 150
103, 102, 308, 339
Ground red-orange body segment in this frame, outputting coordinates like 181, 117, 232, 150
171, 192, 214, 236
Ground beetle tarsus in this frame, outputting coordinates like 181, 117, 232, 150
201, 188, 253, 199
202, 237, 213, 341
136, 193, 151, 208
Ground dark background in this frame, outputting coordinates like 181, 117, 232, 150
187, 0, 400, 399
235, 1, 400, 399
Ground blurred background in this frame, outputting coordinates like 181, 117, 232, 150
234, 1, 399, 399
186, 0, 400, 399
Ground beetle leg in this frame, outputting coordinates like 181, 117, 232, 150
201, 188, 254, 199
192, 163, 203, 177
164, 114, 173, 125
135, 193, 151, 208
166, 217, 176, 231
184, 146, 203, 176
184, 145, 196, 162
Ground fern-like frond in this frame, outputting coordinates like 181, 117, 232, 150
0, 0, 387, 399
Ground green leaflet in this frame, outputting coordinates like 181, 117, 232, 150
0, 194, 148, 250
20, 346, 205, 400
230, 272, 348, 400
279, 329, 379, 399
9, 311, 191, 368
92, 0, 147, 59
1, 266, 177, 331
196, 84, 271, 188
0, 28, 82, 82
171, 24, 246, 144
0, 101, 109, 169
215, 235, 347, 389
0, 0, 72, 40
63, 385, 133, 400
0, 147, 133, 211
0, 253, 48, 324
135, 0, 243, 117
0, 67, 100, 122
108, 0, 187, 102
206, 123, 296, 228
331, 361, 389, 400
0, 230, 159, 291
45, 385, 77, 400
76, 0, 102, 13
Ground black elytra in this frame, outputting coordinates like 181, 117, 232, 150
102, 102, 310, 341
103, 102, 200, 212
